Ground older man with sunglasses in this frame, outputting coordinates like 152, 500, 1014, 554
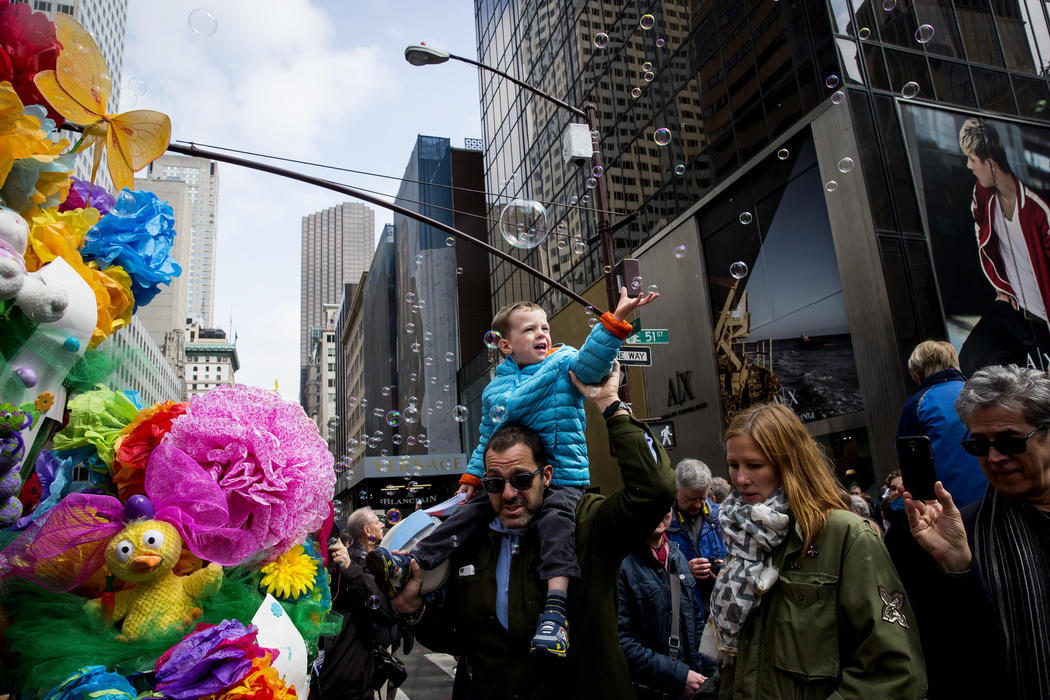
390, 363, 676, 699
900, 364, 1050, 700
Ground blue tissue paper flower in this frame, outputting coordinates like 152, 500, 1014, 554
81, 188, 183, 308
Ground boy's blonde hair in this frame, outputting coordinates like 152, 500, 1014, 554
491, 301, 547, 338
907, 340, 959, 383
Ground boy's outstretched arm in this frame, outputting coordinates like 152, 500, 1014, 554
570, 287, 659, 384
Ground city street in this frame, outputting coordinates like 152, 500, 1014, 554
391, 644, 455, 700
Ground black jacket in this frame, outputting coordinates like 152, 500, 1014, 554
316, 543, 399, 700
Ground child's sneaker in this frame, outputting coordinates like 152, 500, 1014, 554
365, 547, 414, 599
529, 609, 569, 658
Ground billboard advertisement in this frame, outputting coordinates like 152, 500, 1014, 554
900, 104, 1050, 373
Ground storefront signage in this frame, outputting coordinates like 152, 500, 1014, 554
617, 347, 652, 366
361, 453, 468, 479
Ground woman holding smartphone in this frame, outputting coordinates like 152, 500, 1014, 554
702, 403, 927, 699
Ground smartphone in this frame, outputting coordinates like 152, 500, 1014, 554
896, 435, 937, 501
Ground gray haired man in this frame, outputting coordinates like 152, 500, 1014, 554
901, 364, 1050, 699
665, 459, 726, 623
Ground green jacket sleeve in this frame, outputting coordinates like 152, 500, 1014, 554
834, 524, 928, 700
585, 414, 677, 563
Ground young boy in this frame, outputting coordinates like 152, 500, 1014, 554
368, 287, 658, 657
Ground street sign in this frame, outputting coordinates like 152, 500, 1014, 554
617, 346, 652, 366
626, 329, 669, 345
649, 420, 676, 448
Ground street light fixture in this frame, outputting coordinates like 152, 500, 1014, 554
403, 43, 621, 315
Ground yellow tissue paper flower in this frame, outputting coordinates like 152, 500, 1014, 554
259, 544, 317, 600
0, 81, 70, 185
25, 206, 101, 271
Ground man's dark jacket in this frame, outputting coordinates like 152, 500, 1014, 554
317, 541, 399, 699
411, 415, 677, 699
619, 539, 705, 698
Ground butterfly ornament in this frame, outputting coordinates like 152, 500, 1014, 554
33, 13, 170, 191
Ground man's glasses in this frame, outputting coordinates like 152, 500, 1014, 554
961, 423, 1047, 457
481, 469, 543, 494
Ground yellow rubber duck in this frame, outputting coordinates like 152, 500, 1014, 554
85, 498, 222, 640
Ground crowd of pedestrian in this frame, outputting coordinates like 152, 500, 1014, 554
314, 318, 1048, 699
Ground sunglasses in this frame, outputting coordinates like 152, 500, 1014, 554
960, 423, 1047, 457
481, 468, 543, 494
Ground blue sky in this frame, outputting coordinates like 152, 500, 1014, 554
124, 1, 482, 399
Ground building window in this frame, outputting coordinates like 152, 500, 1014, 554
32, 1, 52, 10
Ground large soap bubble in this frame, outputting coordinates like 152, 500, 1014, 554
499, 199, 549, 249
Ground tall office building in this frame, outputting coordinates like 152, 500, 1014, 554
473, 0, 1050, 489
143, 154, 220, 327
102, 317, 182, 406
18, 0, 129, 193
299, 202, 374, 404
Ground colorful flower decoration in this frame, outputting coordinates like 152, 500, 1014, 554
0, 2, 63, 123
34, 391, 53, 411
23, 204, 99, 270
112, 399, 187, 500
81, 188, 182, 307
153, 620, 275, 700
0, 106, 75, 215
33, 13, 170, 191
58, 177, 115, 215
52, 385, 139, 468
0, 84, 72, 214
40, 665, 135, 700
162, 385, 336, 561
259, 544, 318, 600
200, 652, 296, 700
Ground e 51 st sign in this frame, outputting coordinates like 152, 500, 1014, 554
626, 329, 669, 345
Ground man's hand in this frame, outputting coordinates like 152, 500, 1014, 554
391, 557, 425, 614
612, 286, 660, 323
682, 670, 707, 699
899, 481, 973, 572
688, 557, 712, 580
569, 360, 623, 414
456, 483, 476, 500
329, 540, 351, 569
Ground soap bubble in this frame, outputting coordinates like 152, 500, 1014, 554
657, 36, 666, 47
499, 198, 548, 249
631, 87, 642, 98
392, 434, 403, 445
411, 342, 421, 353
647, 284, 659, 294
573, 240, 586, 254
639, 13, 655, 29
901, 81, 920, 98
406, 292, 417, 303
838, 156, 855, 173
653, 128, 672, 146
425, 356, 435, 367
403, 405, 420, 424
385, 410, 402, 427
429, 376, 438, 385
739, 211, 753, 225
603, 265, 612, 274
454, 404, 469, 422
777, 148, 790, 160
674, 244, 687, 259
188, 8, 218, 36
588, 317, 598, 328
484, 330, 502, 349
631, 275, 643, 289
381, 385, 392, 397
126, 76, 147, 95
826, 74, 839, 88
348, 397, 359, 408
590, 129, 600, 140
581, 194, 590, 204
387, 509, 402, 524
859, 27, 870, 39
359, 490, 369, 500
832, 90, 845, 104
915, 24, 934, 43
415, 254, 424, 265
446, 236, 455, 247
373, 407, 385, 418
436, 400, 445, 409
569, 194, 579, 205
405, 322, 415, 334
883, 0, 897, 9
643, 71, 655, 82
592, 165, 604, 178
642, 61, 653, 72
423, 330, 432, 342
378, 459, 391, 473
825, 180, 839, 192
407, 436, 416, 446
594, 32, 609, 48
730, 261, 749, 279
586, 177, 597, 189
456, 266, 464, 275
445, 351, 456, 362
674, 163, 686, 175
490, 405, 507, 423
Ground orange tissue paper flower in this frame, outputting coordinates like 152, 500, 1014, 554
201, 652, 296, 700
113, 400, 189, 500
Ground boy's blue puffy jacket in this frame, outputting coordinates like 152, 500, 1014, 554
463, 316, 630, 487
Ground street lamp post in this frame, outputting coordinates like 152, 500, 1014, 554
405, 44, 621, 314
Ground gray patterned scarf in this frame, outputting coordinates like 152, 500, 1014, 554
973, 486, 1050, 699
703, 489, 790, 661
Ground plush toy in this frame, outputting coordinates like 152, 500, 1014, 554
0, 403, 32, 525
84, 496, 223, 641
0, 205, 68, 323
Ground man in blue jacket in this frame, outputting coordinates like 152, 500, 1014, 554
665, 458, 727, 617
896, 340, 988, 507
619, 510, 708, 699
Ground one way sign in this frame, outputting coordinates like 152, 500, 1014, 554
617, 346, 652, 366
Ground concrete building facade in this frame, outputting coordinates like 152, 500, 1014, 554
184, 324, 238, 398
102, 316, 182, 406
